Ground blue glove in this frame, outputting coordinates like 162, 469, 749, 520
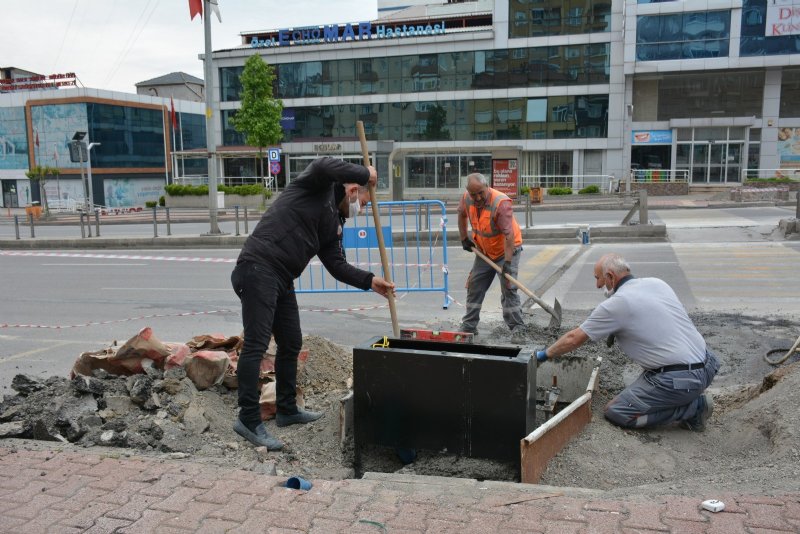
536, 349, 548, 362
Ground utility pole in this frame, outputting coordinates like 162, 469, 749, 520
203, 0, 221, 234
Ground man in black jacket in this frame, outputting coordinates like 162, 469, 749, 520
231, 157, 395, 450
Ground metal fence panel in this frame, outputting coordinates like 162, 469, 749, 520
295, 200, 450, 308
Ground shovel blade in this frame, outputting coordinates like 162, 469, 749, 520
547, 298, 562, 329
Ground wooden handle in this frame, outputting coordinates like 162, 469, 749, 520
471, 246, 559, 319
356, 121, 399, 337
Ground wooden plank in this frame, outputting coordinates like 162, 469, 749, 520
520, 392, 592, 484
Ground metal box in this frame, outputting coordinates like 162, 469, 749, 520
353, 337, 536, 470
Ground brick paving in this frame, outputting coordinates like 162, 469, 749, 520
0, 446, 798, 533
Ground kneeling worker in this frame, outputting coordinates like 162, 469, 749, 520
535, 253, 720, 431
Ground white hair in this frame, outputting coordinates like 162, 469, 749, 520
599, 254, 631, 277
466, 173, 488, 187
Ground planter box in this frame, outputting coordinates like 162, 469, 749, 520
165, 193, 266, 209
25, 205, 43, 219
630, 182, 689, 196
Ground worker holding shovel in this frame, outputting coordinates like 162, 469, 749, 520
458, 173, 525, 342
231, 157, 395, 450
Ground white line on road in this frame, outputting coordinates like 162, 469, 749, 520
0, 341, 74, 363
43, 263, 148, 266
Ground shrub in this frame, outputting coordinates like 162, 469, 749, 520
578, 185, 600, 194
745, 177, 795, 183
164, 183, 269, 197
547, 186, 573, 196
145, 200, 157, 208
158, 195, 166, 207
520, 185, 530, 195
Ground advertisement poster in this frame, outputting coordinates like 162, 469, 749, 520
104, 178, 164, 207
631, 130, 673, 144
766, 0, 800, 37
777, 127, 800, 178
492, 159, 518, 199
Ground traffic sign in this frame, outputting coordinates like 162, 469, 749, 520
268, 148, 280, 162
270, 161, 281, 174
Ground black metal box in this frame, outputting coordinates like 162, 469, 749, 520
353, 337, 536, 467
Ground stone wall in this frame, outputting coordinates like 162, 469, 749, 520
629, 182, 689, 196
730, 187, 790, 202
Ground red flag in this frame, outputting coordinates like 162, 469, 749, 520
35, 131, 40, 148
170, 97, 177, 130
189, 0, 202, 20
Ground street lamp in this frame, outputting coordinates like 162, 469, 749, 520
71, 131, 100, 208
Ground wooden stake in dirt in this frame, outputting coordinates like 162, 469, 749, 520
356, 121, 399, 337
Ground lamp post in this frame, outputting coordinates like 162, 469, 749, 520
72, 131, 101, 209
203, 0, 221, 234
86, 141, 100, 208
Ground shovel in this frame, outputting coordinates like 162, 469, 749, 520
471, 247, 562, 329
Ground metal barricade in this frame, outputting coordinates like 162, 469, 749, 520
295, 200, 450, 309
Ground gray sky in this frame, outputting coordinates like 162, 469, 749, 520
3, 0, 377, 93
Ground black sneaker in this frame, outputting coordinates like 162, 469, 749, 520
276, 408, 323, 428
233, 420, 284, 450
680, 393, 714, 432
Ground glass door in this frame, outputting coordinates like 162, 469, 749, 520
692, 143, 709, 183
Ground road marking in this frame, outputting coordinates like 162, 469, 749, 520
0, 341, 74, 363
102, 287, 230, 291
43, 263, 148, 266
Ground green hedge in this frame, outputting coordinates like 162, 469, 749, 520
578, 185, 600, 194
164, 183, 271, 198
547, 186, 573, 196
744, 177, 796, 183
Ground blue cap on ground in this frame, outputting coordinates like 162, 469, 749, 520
286, 476, 313, 491
536, 349, 548, 362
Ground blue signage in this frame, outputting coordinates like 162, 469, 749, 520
343, 226, 392, 249
280, 108, 295, 130
250, 21, 447, 48
632, 130, 673, 144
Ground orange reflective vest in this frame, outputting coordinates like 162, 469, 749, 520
464, 187, 522, 260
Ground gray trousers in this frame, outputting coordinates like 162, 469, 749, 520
460, 248, 524, 332
605, 349, 720, 428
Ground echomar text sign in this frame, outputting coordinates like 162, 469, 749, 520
251, 21, 446, 48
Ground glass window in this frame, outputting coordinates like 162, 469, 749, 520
221, 109, 246, 146
637, 11, 731, 61
741, 0, 800, 56
220, 66, 243, 102
780, 69, 800, 118
87, 103, 164, 168
656, 71, 764, 120
508, 0, 610, 37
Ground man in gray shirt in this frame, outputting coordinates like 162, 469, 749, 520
535, 253, 720, 431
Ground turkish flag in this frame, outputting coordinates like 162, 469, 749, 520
170, 97, 177, 130
189, 0, 202, 20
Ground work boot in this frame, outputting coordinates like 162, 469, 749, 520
233, 419, 284, 450
276, 408, 323, 428
680, 392, 714, 432
458, 324, 478, 336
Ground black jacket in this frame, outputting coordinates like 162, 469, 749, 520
236, 157, 375, 290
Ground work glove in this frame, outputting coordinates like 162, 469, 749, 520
535, 349, 548, 362
502, 262, 512, 278
461, 237, 475, 252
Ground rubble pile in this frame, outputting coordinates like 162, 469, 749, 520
0, 329, 353, 463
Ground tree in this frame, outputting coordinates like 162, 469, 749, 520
229, 55, 283, 181
24, 165, 59, 215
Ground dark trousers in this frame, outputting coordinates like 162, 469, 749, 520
605, 349, 720, 428
231, 261, 303, 428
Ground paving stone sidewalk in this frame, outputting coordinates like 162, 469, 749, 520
1, 446, 798, 533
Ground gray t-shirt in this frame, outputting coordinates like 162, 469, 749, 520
579, 277, 706, 369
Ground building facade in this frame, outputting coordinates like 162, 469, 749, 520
0, 87, 205, 208
204, 0, 799, 199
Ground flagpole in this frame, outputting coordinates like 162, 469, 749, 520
203, 0, 221, 234
171, 95, 177, 185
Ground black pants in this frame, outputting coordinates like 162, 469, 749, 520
231, 261, 302, 428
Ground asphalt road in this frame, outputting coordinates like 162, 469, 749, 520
2, 208, 799, 393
